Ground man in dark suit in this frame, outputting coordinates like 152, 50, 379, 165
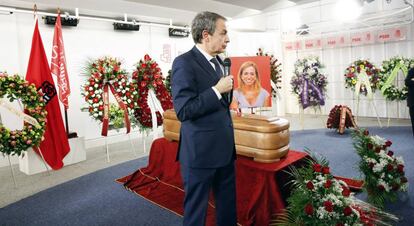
171, 11, 237, 226
406, 68, 414, 136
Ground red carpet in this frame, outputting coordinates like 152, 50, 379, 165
117, 138, 310, 225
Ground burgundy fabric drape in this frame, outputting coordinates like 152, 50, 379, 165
117, 138, 308, 226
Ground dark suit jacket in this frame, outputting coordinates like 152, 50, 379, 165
171, 46, 236, 168
406, 68, 414, 107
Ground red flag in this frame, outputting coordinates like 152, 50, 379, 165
51, 14, 70, 109
26, 19, 70, 170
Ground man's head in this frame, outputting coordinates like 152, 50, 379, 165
191, 11, 229, 56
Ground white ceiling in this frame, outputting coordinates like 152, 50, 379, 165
0, 0, 316, 25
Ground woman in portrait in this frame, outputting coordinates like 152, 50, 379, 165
230, 61, 270, 109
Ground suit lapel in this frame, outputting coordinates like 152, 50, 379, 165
191, 47, 218, 80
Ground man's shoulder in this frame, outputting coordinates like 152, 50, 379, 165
173, 49, 197, 67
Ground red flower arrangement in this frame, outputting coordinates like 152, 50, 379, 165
132, 54, 173, 129
81, 57, 138, 134
276, 150, 399, 226
352, 129, 408, 208
326, 105, 357, 134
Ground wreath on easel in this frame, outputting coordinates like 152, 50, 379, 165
0, 72, 47, 156
291, 56, 327, 109
81, 57, 138, 136
132, 54, 173, 130
256, 48, 282, 97
344, 60, 380, 98
379, 56, 414, 101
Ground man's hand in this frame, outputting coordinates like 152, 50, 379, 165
214, 75, 233, 94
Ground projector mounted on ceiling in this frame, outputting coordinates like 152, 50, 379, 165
113, 22, 140, 31
44, 16, 79, 26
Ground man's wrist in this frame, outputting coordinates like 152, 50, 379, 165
212, 87, 222, 99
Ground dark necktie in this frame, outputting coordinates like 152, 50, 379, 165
210, 58, 223, 78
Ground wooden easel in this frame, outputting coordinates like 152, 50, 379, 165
354, 95, 382, 127
0, 114, 18, 187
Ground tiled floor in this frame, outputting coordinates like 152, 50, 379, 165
0, 114, 411, 208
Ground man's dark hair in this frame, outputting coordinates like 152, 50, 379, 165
191, 11, 226, 44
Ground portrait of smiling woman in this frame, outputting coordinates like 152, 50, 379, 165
230, 61, 270, 109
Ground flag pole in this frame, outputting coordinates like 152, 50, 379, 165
64, 108, 69, 136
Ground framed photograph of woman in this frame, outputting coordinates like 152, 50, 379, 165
229, 56, 272, 109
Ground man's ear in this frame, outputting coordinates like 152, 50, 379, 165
202, 30, 209, 42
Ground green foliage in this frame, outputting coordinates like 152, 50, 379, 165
379, 56, 414, 101
0, 73, 46, 156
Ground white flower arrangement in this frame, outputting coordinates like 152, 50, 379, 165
352, 129, 408, 208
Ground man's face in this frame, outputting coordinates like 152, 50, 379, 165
204, 19, 229, 56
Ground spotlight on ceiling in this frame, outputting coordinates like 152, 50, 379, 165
113, 22, 140, 31
44, 15, 79, 26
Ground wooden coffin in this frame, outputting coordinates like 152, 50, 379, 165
163, 109, 290, 163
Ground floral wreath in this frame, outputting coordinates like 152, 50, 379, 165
132, 54, 173, 129
276, 150, 398, 226
256, 48, 282, 97
291, 56, 327, 109
165, 69, 172, 95
344, 60, 380, 98
326, 105, 357, 134
379, 56, 414, 101
0, 73, 47, 156
81, 57, 138, 135
352, 129, 408, 208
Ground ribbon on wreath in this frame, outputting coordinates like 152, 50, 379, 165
354, 68, 373, 100
301, 77, 325, 109
147, 89, 164, 139
0, 98, 41, 128
338, 106, 357, 134
101, 81, 131, 136
380, 61, 407, 95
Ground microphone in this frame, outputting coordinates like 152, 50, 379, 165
223, 58, 233, 105
223, 58, 231, 76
